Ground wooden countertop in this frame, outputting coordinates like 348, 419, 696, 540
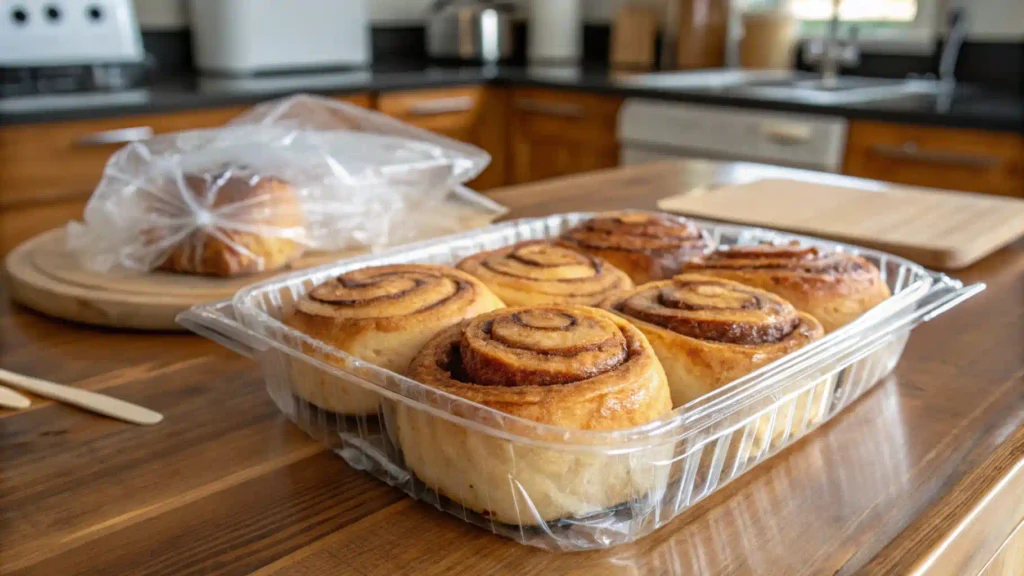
2, 160, 1022, 575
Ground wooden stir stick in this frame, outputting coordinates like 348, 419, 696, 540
0, 368, 163, 425
0, 384, 31, 409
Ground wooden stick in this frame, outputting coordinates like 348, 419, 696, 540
0, 368, 163, 425
0, 384, 31, 410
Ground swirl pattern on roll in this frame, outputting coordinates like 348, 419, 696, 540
409, 306, 671, 429
682, 241, 892, 332
456, 240, 633, 306
559, 212, 714, 285
297, 264, 490, 321
398, 305, 673, 525
561, 212, 711, 255
613, 277, 803, 345
285, 264, 504, 416
603, 274, 825, 408
459, 308, 631, 387
687, 243, 870, 276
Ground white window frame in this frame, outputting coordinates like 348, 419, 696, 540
792, 0, 941, 55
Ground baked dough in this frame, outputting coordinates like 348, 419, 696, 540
559, 211, 713, 284
681, 242, 892, 332
603, 274, 829, 453
398, 305, 673, 524
456, 240, 633, 306
285, 264, 504, 415
157, 168, 306, 276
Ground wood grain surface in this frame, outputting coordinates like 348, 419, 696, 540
843, 120, 1024, 198
657, 177, 1024, 269
1, 159, 1022, 575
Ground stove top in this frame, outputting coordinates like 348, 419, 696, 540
0, 63, 149, 98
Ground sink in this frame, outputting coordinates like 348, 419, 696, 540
728, 76, 943, 105
619, 69, 795, 92
624, 69, 943, 105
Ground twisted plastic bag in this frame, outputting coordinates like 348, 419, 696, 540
67, 94, 492, 275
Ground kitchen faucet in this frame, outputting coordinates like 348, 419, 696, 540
804, 0, 860, 87
938, 8, 968, 95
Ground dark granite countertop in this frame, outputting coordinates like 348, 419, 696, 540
2, 65, 1021, 132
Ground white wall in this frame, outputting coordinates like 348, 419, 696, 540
134, 0, 1024, 40
133, 0, 670, 30
948, 0, 1024, 40
134, 0, 187, 30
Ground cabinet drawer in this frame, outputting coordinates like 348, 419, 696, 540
843, 121, 1024, 197
509, 88, 622, 143
0, 93, 372, 211
376, 87, 484, 141
0, 198, 87, 256
0, 107, 245, 209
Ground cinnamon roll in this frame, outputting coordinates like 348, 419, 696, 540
397, 306, 672, 524
559, 211, 713, 284
603, 274, 824, 407
156, 169, 306, 277
682, 242, 891, 332
285, 264, 504, 415
603, 274, 833, 454
456, 240, 633, 306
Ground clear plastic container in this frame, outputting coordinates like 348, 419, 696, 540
178, 213, 985, 551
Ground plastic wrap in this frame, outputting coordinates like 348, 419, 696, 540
178, 214, 985, 551
67, 94, 492, 275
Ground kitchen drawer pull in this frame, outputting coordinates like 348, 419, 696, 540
407, 96, 475, 116
74, 126, 155, 147
514, 98, 586, 119
869, 143, 1002, 169
760, 122, 813, 146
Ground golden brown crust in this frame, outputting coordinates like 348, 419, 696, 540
408, 306, 671, 430
456, 240, 634, 307
603, 274, 824, 407
559, 211, 713, 284
397, 305, 673, 524
681, 242, 892, 332
155, 170, 305, 277
284, 264, 504, 415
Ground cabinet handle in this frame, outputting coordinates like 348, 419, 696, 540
514, 98, 586, 119
74, 126, 155, 147
407, 96, 475, 116
760, 122, 813, 146
869, 142, 1001, 169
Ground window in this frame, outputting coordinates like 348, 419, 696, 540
789, 0, 918, 22
746, 0, 939, 54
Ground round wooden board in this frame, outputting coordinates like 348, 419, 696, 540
32, 229, 364, 299
3, 229, 364, 331
3, 197, 505, 332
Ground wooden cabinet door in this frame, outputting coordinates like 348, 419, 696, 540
843, 121, 1024, 197
0, 93, 371, 212
0, 94, 371, 256
507, 88, 622, 184
376, 86, 507, 190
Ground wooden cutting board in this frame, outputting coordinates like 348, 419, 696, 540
2, 199, 504, 330
658, 178, 1024, 269
610, 4, 660, 70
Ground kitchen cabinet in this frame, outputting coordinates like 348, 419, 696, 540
376, 86, 507, 190
0, 94, 371, 257
843, 121, 1024, 197
507, 88, 623, 184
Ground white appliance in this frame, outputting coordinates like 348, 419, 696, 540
188, 0, 371, 75
527, 0, 581, 64
0, 0, 143, 66
619, 99, 849, 173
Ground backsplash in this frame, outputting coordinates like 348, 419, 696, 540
132, 0, 670, 30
